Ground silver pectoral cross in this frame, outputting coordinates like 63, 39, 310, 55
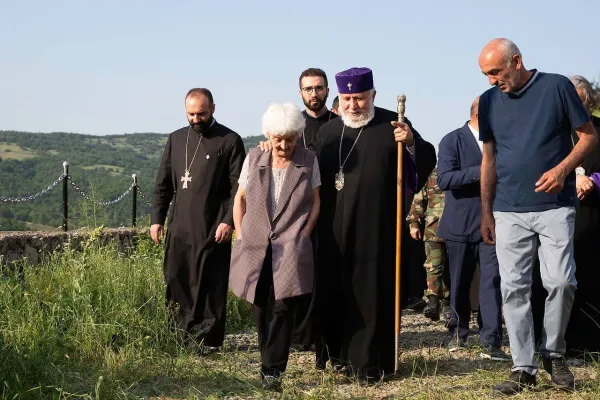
181, 169, 192, 189
335, 168, 344, 191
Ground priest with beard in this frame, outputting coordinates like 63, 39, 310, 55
151, 88, 246, 350
312, 67, 436, 382
290, 68, 340, 353
298, 68, 339, 149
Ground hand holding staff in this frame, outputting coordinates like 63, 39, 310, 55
391, 98, 413, 145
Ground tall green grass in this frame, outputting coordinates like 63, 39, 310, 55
0, 230, 253, 399
3, 231, 599, 399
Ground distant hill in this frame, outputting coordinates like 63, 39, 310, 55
0, 130, 264, 231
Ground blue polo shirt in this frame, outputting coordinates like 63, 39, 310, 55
478, 70, 591, 212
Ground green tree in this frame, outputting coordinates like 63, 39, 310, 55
0, 130, 257, 231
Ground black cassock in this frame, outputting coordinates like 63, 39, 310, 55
312, 107, 436, 378
301, 109, 338, 149
291, 108, 340, 350
151, 120, 245, 347
567, 115, 600, 355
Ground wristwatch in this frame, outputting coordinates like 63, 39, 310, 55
575, 166, 585, 176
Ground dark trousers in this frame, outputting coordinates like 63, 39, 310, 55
253, 244, 296, 377
446, 240, 502, 347
401, 230, 427, 307
291, 230, 317, 348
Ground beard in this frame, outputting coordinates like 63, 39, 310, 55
340, 101, 375, 129
189, 116, 212, 133
500, 69, 521, 93
303, 95, 327, 113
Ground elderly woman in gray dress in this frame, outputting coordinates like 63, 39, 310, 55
229, 102, 321, 391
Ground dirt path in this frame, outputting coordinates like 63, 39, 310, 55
155, 311, 599, 399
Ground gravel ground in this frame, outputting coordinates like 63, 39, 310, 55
220, 309, 495, 355
174, 310, 599, 399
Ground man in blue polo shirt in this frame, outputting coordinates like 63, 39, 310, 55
478, 38, 598, 395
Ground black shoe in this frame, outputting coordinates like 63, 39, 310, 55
479, 345, 510, 362
261, 374, 282, 392
441, 299, 451, 320
354, 366, 383, 385
493, 370, 536, 395
406, 296, 427, 311
447, 336, 467, 352
542, 356, 575, 390
423, 295, 441, 321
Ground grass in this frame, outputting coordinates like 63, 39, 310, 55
0, 230, 252, 399
112, 138, 149, 153
82, 165, 125, 173
0, 142, 37, 160
96, 137, 166, 156
1, 232, 599, 399
82, 164, 126, 176
112, 138, 132, 150
23, 222, 59, 231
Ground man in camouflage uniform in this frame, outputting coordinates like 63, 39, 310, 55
407, 167, 450, 321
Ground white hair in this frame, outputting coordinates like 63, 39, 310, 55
340, 89, 376, 129
570, 75, 600, 112
261, 102, 306, 139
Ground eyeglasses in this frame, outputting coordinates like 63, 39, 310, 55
301, 85, 326, 94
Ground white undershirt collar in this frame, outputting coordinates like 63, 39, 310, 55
467, 123, 482, 153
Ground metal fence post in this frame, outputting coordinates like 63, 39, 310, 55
62, 161, 69, 231
132, 174, 137, 228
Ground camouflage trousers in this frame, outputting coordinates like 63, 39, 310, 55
423, 241, 449, 299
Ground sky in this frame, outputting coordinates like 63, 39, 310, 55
1, 0, 599, 149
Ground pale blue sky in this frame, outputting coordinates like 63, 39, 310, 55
1, 0, 598, 149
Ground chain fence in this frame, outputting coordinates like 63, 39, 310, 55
135, 185, 152, 206
68, 176, 135, 207
0, 162, 157, 230
0, 174, 66, 204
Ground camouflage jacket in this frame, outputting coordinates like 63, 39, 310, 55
406, 167, 445, 242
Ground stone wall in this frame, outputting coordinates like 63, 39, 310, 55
0, 228, 145, 266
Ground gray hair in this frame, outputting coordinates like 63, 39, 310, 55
493, 38, 522, 67
261, 102, 306, 139
570, 75, 600, 111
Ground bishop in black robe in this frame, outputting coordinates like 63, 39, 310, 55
312, 106, 436, 380
151, 118, 245, 347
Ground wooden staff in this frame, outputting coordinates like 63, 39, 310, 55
394, 94, 406, 373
